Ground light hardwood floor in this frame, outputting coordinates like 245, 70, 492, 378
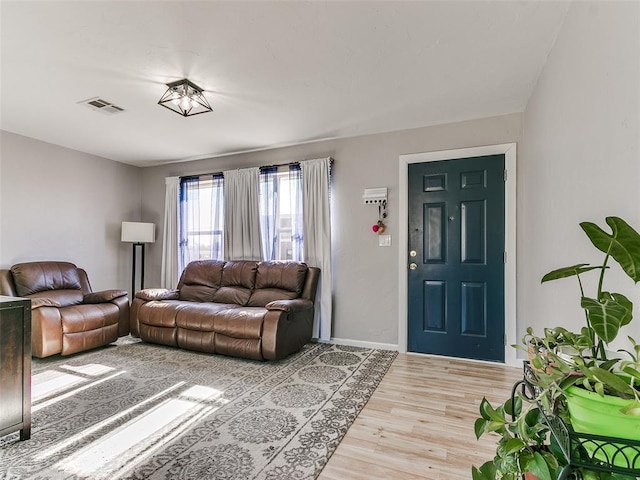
319, 353, 523, 480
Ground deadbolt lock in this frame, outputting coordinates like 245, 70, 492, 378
410, 250, 417, 257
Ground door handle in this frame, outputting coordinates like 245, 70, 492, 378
409, 263, 418, 270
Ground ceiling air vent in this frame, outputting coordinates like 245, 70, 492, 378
78, 97, 125, 115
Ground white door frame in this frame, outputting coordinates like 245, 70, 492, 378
398, 143, 517, 366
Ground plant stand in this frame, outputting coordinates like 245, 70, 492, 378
511, 362, 640, 479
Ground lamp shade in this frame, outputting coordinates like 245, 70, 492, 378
121, 222, 155, 243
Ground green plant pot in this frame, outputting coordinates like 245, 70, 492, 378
565, 385, 640, 469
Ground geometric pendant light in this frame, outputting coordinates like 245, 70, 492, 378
158, 78, 212, 117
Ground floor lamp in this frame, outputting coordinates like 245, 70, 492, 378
121, 222, 156, 295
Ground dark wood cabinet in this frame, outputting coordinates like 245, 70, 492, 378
0, 296, 31, 440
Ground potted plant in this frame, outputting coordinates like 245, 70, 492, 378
472, 393, 634, 479
529, 217, 640, 467
473, 395, 561, 480
473, 217, 640, 478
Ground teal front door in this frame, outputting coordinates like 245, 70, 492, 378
407, 155, 505, 362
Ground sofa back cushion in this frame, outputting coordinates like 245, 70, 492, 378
177, 260, 225, 302
247, 261, 308, 307
212, 261, 258, 305
11, 261, 83, 307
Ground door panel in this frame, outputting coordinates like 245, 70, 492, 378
424, 203, 446, 263
407, 155, 505, 362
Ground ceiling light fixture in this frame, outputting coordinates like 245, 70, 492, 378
158, 79, 212, 117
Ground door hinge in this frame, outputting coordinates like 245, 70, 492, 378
503, 169, 508, 182
504, 334, 507, 346
503, 251, 507, 263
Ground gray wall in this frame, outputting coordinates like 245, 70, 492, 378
0, 131, 142, 292
141, 114, 523, 346
519, 1, 640, 348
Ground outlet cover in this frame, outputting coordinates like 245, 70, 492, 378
378, 234, 391, 247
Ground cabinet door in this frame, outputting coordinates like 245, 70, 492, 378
0, 304, 25, 430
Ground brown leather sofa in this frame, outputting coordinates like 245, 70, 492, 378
0, 261, 130, 358
131, 260, 320, 361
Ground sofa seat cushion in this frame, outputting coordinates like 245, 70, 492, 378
138, 300, 188, 328
212, 307, 267, 339
28, 289, 84, 307
60, 303, 120, 333
175, 302, 238, 331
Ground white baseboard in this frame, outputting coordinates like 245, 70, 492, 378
317, 337, 399, 351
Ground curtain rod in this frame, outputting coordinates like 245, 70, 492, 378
179, 157, 333, 181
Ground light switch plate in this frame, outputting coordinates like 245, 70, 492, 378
378, 234, 391, 247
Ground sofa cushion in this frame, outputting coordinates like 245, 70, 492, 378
28, 290, 84, 307
178, 260, 224, 301
255, 261, 307, 292
213, 307, 267, 339
180, 285, 218, 302
247, 288, 299, 307
138, 300, 188, 328
175, 302, 237, 331
11, 261, 82, 301
247, 262, 307, 307
212, 261, 258, 305
60, 303, 120, 333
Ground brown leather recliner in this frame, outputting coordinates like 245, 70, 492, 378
0, 261, 130, 358
131, 260, 320, 361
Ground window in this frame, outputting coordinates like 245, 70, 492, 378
179, 174, 224, 271
178, 164, 306, 270
259, 165, 304, 261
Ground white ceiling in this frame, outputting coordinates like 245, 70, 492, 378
0, 1, 570, 167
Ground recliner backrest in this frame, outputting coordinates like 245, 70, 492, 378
212, 261, 258, 305
10, 261, 83, 307
177, 260, 225, 302
247, 261, 308, 306
175, 259, 313, 307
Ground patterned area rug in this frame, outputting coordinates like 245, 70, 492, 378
0, 338, 396, 480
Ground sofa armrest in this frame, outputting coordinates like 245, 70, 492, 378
266, 298, 313, 313
84, 289, 128, 304
135, 288, 180, 301
31, 297, 62, 309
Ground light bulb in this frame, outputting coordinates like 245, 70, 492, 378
180, 97, 191, 111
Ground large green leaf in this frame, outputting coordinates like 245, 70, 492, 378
609, 292, 633, 326
581, 296, 629, 344
474, 417, 487, 439
541, 263, 602, 283
590, 367, 635, 396
472, 463, 496, 480
503, 438, 526, 455
581, 217, 640, 283
479, 397, 504, 422
521, 451, 552, 480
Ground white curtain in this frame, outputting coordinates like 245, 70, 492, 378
301, 158, 332, 341
223, 167, 262, 260
160, 176, 180, 288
